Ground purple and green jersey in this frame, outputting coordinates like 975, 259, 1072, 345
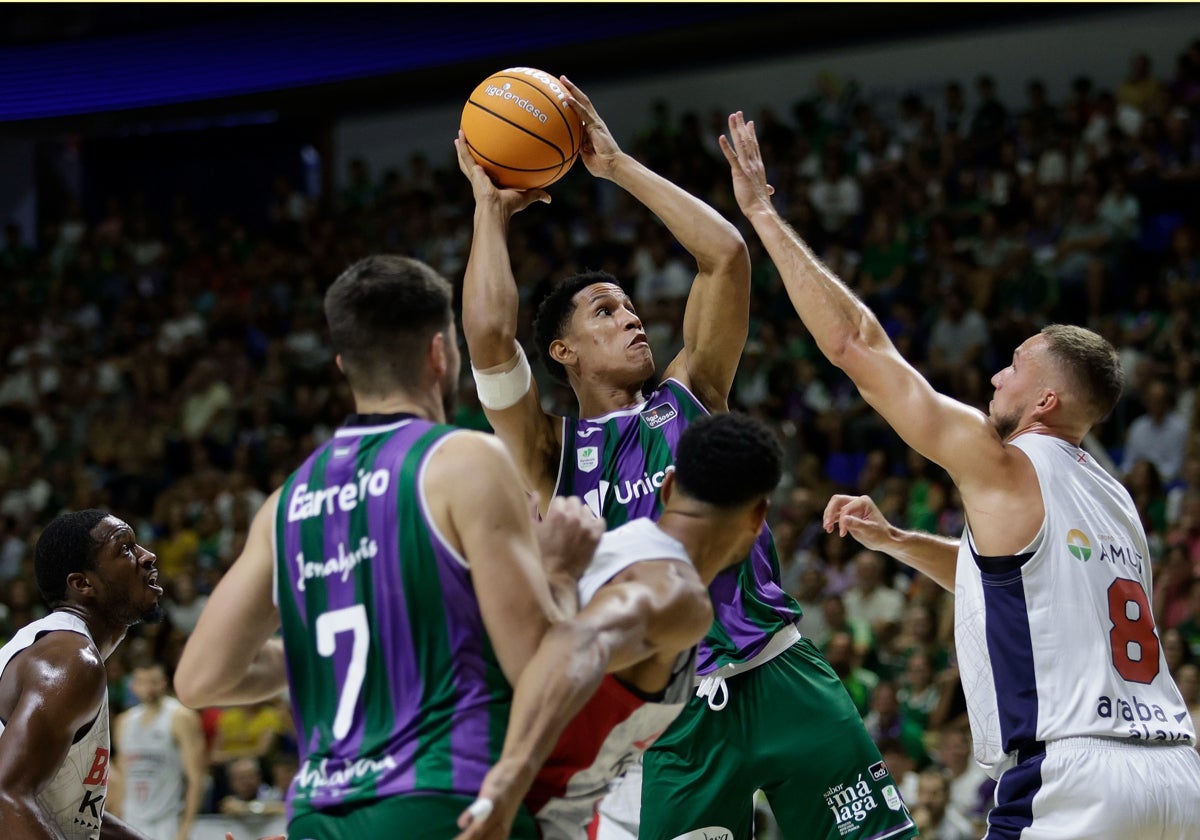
274, 413, 512, 821
555, 380, 801, 674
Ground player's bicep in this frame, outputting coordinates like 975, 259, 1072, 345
585, 561, 712, 671
848, 341, 1001, 478
672, 258, 751, 408
0, 646, 106, 797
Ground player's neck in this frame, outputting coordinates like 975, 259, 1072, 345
352, 393, 443, 424
53, 605, 128, 660
1004, 420, 1084, 448
655, 510, 734, 586
574, 381, 645, 419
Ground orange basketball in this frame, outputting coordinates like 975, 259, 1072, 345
461, 67, 584, 190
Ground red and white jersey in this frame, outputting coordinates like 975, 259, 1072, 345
0, 612, 112, 839
955, 433, 1195, 777
529, 519, 697, 840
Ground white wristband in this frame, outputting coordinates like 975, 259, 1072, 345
472, 346, 533, 410
466, 797, 494, 821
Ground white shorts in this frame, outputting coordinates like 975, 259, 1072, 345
985, 737, 1200, 840
590, 759, 641, 840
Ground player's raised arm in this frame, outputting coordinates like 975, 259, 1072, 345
457, 133, 563, 501
561, 77, 750, 411
174, 490, 285, 708
721, 111, 1000, 484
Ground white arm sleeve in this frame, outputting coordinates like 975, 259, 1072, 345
471, 346, 533, 410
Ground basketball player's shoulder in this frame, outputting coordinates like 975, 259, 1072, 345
19, 630, 107, 708
425, 428, 523, 485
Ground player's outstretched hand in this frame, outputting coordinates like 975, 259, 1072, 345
719, 111, 776, 216
454, 129, 551, 215
559, 76, 622, 179
536, 495, 604, 581
823, 493, 893, 552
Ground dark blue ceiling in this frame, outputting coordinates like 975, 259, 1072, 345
0, 4, 769, 122
0, 3, 1119, 126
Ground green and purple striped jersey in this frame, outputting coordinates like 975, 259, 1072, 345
555, 380, 801, 674
274, 413, 512, 820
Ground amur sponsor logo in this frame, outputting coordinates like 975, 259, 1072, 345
1066, 528, 1091, 562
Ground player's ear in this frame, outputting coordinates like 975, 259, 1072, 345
429, 331, 449, 378
335, 353, 344, 375
549, 337, 576, 369
1034, 388, 1058, 416
746, 497, 769, 536
659, 467, 676, 505
66, 571, 96, 599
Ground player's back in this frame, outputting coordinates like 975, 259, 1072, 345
274, 414, 513, 820
556, 379, 800, 672
955, 432, 1196, 775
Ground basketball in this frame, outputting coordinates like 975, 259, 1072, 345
461, 67, 584, 190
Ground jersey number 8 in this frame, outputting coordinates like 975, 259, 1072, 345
1107, 578, 1160, 685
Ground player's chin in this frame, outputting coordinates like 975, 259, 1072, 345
139, 602, 167, 625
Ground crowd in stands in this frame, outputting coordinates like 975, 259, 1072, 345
3, 34, 1200, 837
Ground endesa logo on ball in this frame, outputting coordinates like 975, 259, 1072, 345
484, 83, 551, 124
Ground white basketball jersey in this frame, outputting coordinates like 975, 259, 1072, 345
532, 518, 698, 839
955, 433, 1195, 777
0, 612, 112, 840
119, 696, 185, 822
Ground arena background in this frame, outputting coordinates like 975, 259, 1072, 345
4, 3, 1199, 238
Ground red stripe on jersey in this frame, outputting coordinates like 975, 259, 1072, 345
525, 674, 645, 814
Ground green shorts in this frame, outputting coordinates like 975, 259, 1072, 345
287, 792, 539, 840
639, 635, 917, 840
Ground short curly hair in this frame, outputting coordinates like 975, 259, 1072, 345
532, 270, 622, 385
34, 509, 109, 607
674, 412, 783, 508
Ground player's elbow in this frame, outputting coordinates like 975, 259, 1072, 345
173, 655, 224, 709
707, 231, 750, 279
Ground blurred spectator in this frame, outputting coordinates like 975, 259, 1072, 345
1122, 378, 1189, 482
843, 549, 906, 645
863, 680, 928, 766
911, 768, 975, 840
217, 756, 285, 819
823, 628, 879, 716
933, 726, 995, 829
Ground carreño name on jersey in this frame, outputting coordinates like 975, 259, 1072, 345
288, 469, 390, 522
